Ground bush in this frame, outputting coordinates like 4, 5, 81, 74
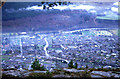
31, 58, 41, 70
81, 70, 91, 78
86, 65, 88, 69
31, 58, 46, 70
40, 65, 46, 71
2, 73, 21, 79
68, 60, 78, 69
46, 70, 52, 76
27, 73, 49, 78
68, 60, 74, 68
74, 62, 78, 69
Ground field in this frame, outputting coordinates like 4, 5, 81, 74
110, 28, 120, 37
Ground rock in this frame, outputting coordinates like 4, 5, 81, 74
49, 68, 54, 72
7, 71, 21, 77
18, 69, 27, 72
3, 70, 29, 77
110, 73, 120, 78
9, 70, 15, 72
103, 66, 112, 69
28, 64, 32, 70
91, 71, 111, 77
33, 71, 47, 73
53, 75, 71, 78
22, 72, 33, 77
91, 74, 103, 78
63, 68, 85, 73
7, 73, 17, 76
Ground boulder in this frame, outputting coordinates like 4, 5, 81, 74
91, 74, 103, 78
91, 71, 111, 77
63, 68, 85, 73
22, 72, 33, 77
7, 71, 21, 77
53, 74, 71, 78
33, 71, 47, 73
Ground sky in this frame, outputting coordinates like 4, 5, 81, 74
2, 2, 119, 20
2, 2, 119, 32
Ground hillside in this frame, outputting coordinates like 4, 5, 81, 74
2, 10, 118, 33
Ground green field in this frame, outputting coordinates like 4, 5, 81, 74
110, 28, 120, 37
2, 55, 12, 61
118, 29, 120, 37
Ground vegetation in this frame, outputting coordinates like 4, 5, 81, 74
46, 70, 53, 76
25, 72, 52, 78
78, 67, 86, 70
68, 60, 74, 68
118, 29, 120, 37
86, 65, 88, 69
2, 67, 120, 78
89, 67, 120, 72
2, 73, 21, 79
68, 60, 78, 69
74, 62, 78, 69
81, 70, 91, 78
31, 58, 46, 71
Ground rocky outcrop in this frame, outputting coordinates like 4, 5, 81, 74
90, 71, 120, 78
2, 68, 120, 78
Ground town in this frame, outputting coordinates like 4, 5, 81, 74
1, 28, 120, 71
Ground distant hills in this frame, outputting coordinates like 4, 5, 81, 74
2, 9, 118, 33
2, 2, 119, 33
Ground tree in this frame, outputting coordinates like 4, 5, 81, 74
110, 49, 113, 53
74, 62, 78, 69
43, 5, 46, 9
31, 58, 41, 70
31, 58, 46, 70
41, 65, 46, 71
68, 60, 74, 68
86, 65, 88, 69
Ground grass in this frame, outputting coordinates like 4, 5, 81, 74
42, 62, 50, 64
2, 68, 17, 71
52, 68, 91, 78
118, 29, 120, 37
2, 55, 13, 57
2, 73, 52, 79
2, 73, 21, 79
78, 68, 86, 70
2, 55, 13, 61
110, 28, 120, 37
2, 67, 120, 78
24, 71, 53, 78
2, 70, 53, 78
89, 68, 120, 72
64, 70, 91, 78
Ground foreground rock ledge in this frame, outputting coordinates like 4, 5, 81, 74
2, 68, 120, 78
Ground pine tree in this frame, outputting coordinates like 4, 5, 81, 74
74, 62, 78, 69
31, 58, 41, 70
86, 65, 88, 69
68, 60, 74, 68
110, 49, 113, 53
41, 65, 45, 71
31, 58, 46, 70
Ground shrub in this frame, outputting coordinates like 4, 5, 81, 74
74, 62, 78, 69
68, 60, 74, 68
31, 58, 41, 70
81, 70, 91, 78
46, 70, 52, 76
86, 65, 88, 69
31, 58, 45, 70
40, 65, 46, 71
